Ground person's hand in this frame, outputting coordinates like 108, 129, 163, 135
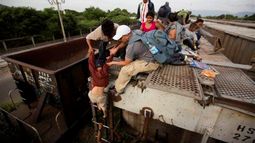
109, 47, 118, 56
156, 19, 162, 23
88, 47, 94, 54
106, 61, 113, 66
194, 55, 202, 61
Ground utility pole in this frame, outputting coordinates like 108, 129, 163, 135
48, 0, 67, 42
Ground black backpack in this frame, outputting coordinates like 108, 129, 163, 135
158, 6, 167, 17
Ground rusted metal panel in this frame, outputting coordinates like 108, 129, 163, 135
203, 24, 255, 65
3, 37, 91, 127
204, 26, 225, 44
4, 37, 88, 72
240, 41, 255, 64
222, 34, 235, 58
205, 19, 255, 29
237, 40, 249, 64
222, 33, 255, 65
230, 37, 243, 63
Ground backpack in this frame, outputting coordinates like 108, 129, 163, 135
129, 30, 185, 64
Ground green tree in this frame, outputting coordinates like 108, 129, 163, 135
244, 13, 255, 21
63, 10, 79, 37
0, 6, 137, 42
107, 8, 136, 24
83, 7, 106, 20
41, 8, 61, 38
0, 7, 46, 39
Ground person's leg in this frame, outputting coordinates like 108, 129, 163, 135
115, 60, 159, 93
167, 53, 186, 64
196, 30, 201, 41
175, 43, 182, 53
195, 30, 201, 48
183, 39, 195, 51
195, 40, 200, 49
88, 91, 97, 103
97, 95, 107, 118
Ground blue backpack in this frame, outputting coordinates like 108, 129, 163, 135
129, 30, 184, 64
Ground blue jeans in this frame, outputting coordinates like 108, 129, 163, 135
96, 41, 109, 67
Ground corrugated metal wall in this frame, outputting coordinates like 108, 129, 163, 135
203, 26, 255, 65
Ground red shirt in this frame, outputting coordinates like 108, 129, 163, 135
88, 51, 113, 87
141, 21, 156, 32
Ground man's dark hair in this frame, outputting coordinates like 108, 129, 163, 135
189, 22, 199, 31
195, 18, 204, 23
168, 12, 178, 22
146, 11, 155, 18
101, 19, 114, 38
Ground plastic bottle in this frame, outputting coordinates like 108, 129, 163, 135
147, 42, 159, 55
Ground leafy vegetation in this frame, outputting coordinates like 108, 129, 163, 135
205, 13, 255, 21
0, 102, 17, 112
243, 14, 255, 21
0, 6, 137, 41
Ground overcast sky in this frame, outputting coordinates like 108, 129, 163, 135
1, 0, 255, 13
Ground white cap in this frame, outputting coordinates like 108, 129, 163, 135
113, 25, 131, 40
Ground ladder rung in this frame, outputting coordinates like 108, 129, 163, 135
92, 119, 110, 129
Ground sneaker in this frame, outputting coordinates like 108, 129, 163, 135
109, 89, 122, 102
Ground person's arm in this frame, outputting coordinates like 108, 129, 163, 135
86, 26, 101, 50
155, 20, 165, 31
107, 57, 132, 66
168, 29, 176, 40
115, 42, 127, 51
193, 32, 198, 42
86, 39, 94, 51
106, 47, 119, 63
140, 23, 143, 31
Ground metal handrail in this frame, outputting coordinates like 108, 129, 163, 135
8, 88, 23, 110
0, 107, 43, 143
55, 111, 63, 133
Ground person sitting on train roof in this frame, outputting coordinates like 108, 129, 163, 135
140, 11, 165, 32
194, 18, 204, 48
183, 22, 200, 51
177, 9, 192, 25
86, 19, 126, 67
165, 12, 185, 52
107, 25, 159, 95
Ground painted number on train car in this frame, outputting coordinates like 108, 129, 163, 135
233, 125, 255, 142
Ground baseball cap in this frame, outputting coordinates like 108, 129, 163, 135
113, 25, 131, 40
